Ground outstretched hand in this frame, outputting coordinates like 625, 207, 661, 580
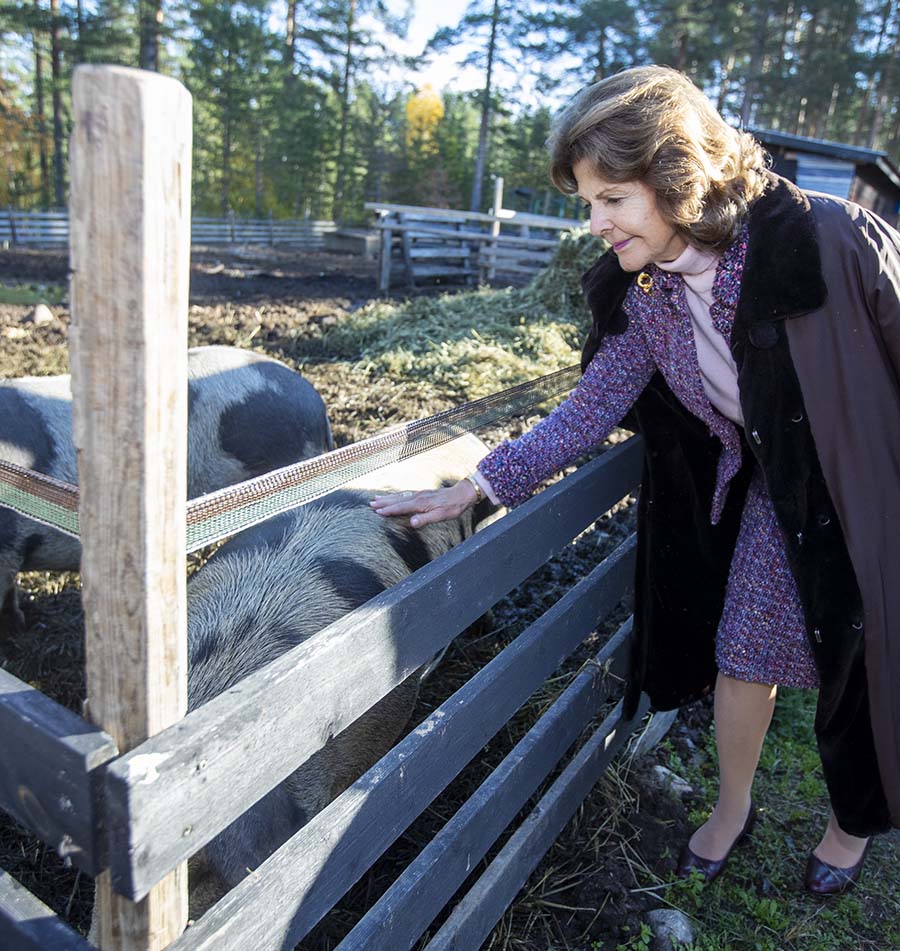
369, 479, 477, 528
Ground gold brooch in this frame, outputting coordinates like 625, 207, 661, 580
637, 271, 653, 295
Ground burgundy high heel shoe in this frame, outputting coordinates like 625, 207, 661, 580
804, 840, 871, 896
676, 801, 757, 883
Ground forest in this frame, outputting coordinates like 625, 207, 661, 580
1, 0, 899, 224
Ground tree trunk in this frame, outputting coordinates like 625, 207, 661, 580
470, 0, 500, 213
853, 1, 892, 143
33, 0, 50, 208
593, 26, 606, 82
221, 115, 231, 216
716, 52, 734, 113
740, 0, 772, 126
139, 0, 162, 71
74, 0, 86, 62
332, 0, 357, 223
672, 1, 690, 72
49, 0, 64, 207
255, 123, 264, 218
868, 3, 899, 148
285, 0, 297, 68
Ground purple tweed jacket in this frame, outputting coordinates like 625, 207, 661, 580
478, 229, 749, 521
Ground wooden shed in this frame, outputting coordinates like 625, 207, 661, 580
749, 128, 900, 226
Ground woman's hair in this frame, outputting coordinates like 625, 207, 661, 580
549, 65, 768, 250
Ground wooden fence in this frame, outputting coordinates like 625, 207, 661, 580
0, 67, 658, 951
366, 200, 585, 291
0, 208, 336, 249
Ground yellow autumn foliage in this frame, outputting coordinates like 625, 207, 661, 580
405, 85, 445, 155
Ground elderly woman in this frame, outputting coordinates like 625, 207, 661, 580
371, 65, 900, 894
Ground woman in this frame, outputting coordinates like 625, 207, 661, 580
371, 65, 900, 894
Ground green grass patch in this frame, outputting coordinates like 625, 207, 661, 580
653, 689, 900, 949
306, 229, 605, 402
0, 282, 66, 305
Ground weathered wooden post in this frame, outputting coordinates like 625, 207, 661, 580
68, 64, 191, 950
487, 175, 504, 281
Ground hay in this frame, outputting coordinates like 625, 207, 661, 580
312, 229, 606, 402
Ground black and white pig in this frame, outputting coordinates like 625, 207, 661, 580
184, 435, 497, 913
0, 346, 333, 636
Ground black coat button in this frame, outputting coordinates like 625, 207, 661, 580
749, 322, 779, 348
817, 514, 831, 526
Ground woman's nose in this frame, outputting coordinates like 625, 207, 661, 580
590, 207, 611, 237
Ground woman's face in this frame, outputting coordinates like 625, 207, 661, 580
573, 158, 687, 271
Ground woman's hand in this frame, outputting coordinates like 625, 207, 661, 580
369, 479, 477, 528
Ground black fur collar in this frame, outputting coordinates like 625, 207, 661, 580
579, 172, 828, 370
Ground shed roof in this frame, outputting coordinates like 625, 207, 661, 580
748, 128, 900, 192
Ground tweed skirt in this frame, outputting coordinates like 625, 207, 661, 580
715, 465, 820, 688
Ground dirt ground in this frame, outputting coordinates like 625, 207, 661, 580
0, 246, 708, 950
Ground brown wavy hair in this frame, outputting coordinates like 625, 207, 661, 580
549, 65, 768, 250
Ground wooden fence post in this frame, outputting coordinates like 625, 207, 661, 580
268, 209, 274, 246
378, 212, 392, 293
68, 64, 191, 950
487, 175, 503, 281
228, 208, 236, 243
7, 207, 17, 245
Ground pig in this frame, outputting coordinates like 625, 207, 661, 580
183, 435, 497, 915
0, 346, 333, 637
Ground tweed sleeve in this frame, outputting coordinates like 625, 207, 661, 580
476, 316, 655, 507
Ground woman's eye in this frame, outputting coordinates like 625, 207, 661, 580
606, 197, 622, 205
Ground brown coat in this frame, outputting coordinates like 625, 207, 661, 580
787, 192, 900, 829
580, 174, 900, 835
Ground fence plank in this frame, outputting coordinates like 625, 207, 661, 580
424, 692, 652, 951
378, 224, 560, 249
104, 437, 643, 901
0, 669, 117, 875
479, 246, 554, 263
408, 247, 470, 259
0, 870, 94, 951
168, 536, 635, 951
69, 64, 191, 949
0, 212, 335, 247
337, 618, 634, 951
365, 202, 582, 231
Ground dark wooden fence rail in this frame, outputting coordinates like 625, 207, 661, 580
0, 668, 117, 876
0, 871, 94, 951
1, 435, 646, 951
168, 536, 637, 951
104, 436, 643, 901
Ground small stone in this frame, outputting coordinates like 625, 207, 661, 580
2, 326, 28, 340
630, 709, 677, 758
27, 303, 55, 324
649, 764, 693, 798
646, 908, 694, 951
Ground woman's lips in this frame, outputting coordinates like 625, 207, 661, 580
613, 238, 631, 252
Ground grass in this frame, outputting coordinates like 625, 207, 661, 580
0, 281, 66, 305
637, 688, 900, 950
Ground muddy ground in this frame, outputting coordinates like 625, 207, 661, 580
1, 246, 711, 950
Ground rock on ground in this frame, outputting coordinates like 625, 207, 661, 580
646, 908, 694, 951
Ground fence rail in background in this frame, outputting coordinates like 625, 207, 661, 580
0, 209, 336, 249
365, 200, 584, 290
